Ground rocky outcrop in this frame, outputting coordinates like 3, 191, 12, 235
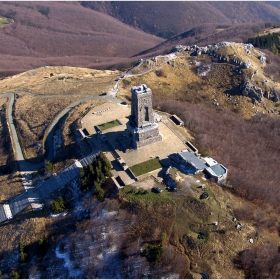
172, 42, 264, 71
240, 81, 264, 102
273, 89, 279, 102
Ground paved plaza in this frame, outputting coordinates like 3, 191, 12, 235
81, 102, 188, 168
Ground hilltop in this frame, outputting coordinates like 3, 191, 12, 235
2, 2, 280, 78
0, 40, 280, 278
118, 42, 280, 119
132, 22, 280, 58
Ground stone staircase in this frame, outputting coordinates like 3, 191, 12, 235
0, 150, 99, 224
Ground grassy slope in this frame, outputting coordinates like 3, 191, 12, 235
118, 43, 280, 120
0, 66, 121, 160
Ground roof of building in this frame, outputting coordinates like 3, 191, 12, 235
206, 164, 227, 177
179, 150, 207, 170
202, 156, 218, 167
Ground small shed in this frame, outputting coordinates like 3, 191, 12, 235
170, 114, 184, 126
205, 164, 227, 184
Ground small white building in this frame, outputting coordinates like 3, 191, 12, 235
171, 153, 228, 185
202, 156, 228, 184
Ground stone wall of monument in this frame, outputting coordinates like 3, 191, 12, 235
136, 134, 162, 148
128, 84, 162, 149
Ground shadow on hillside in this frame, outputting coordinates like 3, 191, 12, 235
224, 85, 243, 96
0, 210, 78, 278
0, 163, 15, 176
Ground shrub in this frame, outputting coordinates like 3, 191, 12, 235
19, 242, 27, 263
36, 238, 48, 257
161, 232, 167, 245
50, 196, 65, 214
11, 271, 20, 279
45, 160, 53, 174
155, 69, 167, 78
37, 5, 50, 17
142, 244, 163, 265
94, 183, 105, 201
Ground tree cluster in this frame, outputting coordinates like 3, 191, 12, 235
236, 243, 280, 278
248, 32, 280, 54
50, 196, 65, 214
19, 242, 27, 263
142, 244, 163, 265
80, 152, 111, 200
36, 5, 50, 18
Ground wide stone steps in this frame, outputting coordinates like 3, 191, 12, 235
0, 151, 100, 223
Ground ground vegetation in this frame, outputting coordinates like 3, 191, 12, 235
80, 152, 111, 199
50, 197, 66, 214
81, 2, 280, 38
0, 2, 163, 77
153, 97, 280, 217
130, 158, 162, 177
248, 32, 280, 54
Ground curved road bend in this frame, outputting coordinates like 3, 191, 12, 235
0, 92, 122, 172
44, 94, 123, 161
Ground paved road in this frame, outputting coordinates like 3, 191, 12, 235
0, 92, 122, 171
1, 93, 43, 171
0, 52, 176, 172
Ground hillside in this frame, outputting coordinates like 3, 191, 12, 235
2, 2, 280, 78
80, 1, 280, 38
133, 22, 279, 58
1, 41, 280, 278
0, 1, 163, 77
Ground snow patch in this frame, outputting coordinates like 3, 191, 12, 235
55, 243, 82, 278
50, 212, 67, 218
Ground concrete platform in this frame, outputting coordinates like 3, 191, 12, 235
82, 103, 188, 170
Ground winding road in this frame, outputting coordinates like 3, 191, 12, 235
0, 52, 177, 173
0, 53, 178, 223
0, 92, 123, 172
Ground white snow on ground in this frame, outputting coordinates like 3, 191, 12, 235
161, 273, 180, 279
55, 243, 82, 278
50, 212, 67, 218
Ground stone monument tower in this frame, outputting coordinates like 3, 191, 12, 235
126, 84, 162, 149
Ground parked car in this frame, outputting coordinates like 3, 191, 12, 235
152, 187, 162, 193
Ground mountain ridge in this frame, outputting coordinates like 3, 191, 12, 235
80, 1, 280, 38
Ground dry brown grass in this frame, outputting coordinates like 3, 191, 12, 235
0, 97, 10, 165
254, 27, 280, 37
0, 66, 121, 161
0, 173, 23, 205
118, 45, 280, 120
0, 97, 21, 204
52, 98, 106, 172
14, 93, 83, 160
0, 66, 121, 95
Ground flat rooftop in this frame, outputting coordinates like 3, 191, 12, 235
208, 164, 227, 177
179, 150, 207, 171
